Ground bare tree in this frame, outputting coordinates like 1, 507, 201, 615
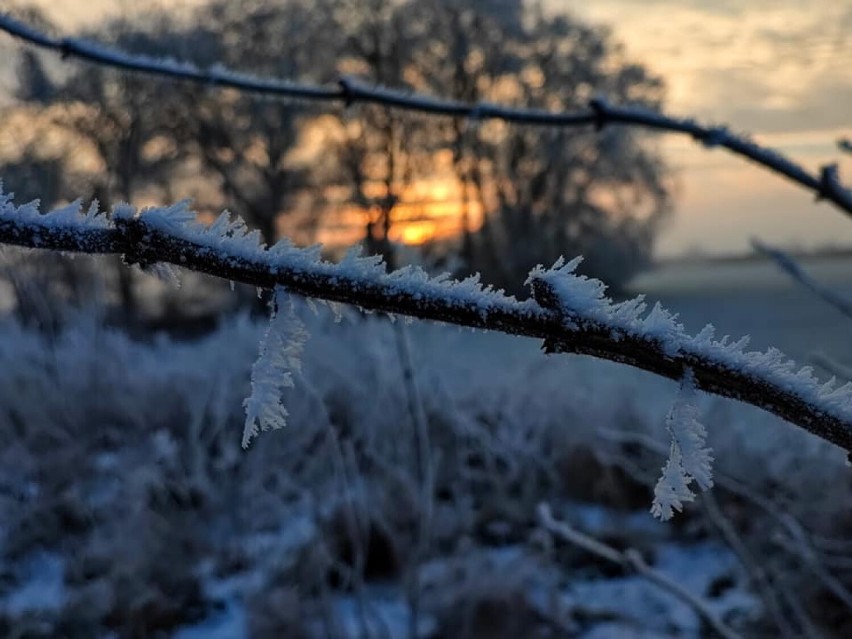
164, 0, 341, 247
411, 1, 671, 292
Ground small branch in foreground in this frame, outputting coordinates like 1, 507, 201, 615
536, 503, 742, 639
1, 192, 852, 454
1, 13, 852, 219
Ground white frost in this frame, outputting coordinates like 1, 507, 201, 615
0, 183, 110, 230
652, 371, 713, 521
242, 288, 308, 448
528, 256, 852, 428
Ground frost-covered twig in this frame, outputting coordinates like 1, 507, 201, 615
536, 503, 742, 639
752, 239, 852, 321
2, 189, 852, 454
2, 13, 852, 219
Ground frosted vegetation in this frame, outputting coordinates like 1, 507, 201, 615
2, 2, 852, 636
0, 186, 851, 635
0, 268, 849, 636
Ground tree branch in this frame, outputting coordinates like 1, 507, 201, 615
1, 192, 852, 455
752, 239, 852, 321
2, 13, 851, 219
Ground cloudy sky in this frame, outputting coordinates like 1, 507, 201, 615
9, 0, 852, 256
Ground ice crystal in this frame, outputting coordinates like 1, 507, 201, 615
242, 288, 308, 448
652, 370, 713, 521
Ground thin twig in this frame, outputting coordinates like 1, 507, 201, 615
536, 503, 742, 639
392, 321, 434, 639
772, 517, 852, 612
752, 239, 852, 321
770, 564, 826, 639
1, 13, 851, 218
701, 490, 796, 637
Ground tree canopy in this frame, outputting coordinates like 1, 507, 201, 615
4, 0, 671, 295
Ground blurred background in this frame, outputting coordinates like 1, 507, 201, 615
0, 1, 851, 637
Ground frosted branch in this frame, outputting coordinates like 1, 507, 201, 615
2, 14, 852, 219
1, 189, 852, 455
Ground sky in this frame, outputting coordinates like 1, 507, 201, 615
7, 0, 852, 257
570, 0, 852, 257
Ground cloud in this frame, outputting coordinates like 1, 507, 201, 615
570, 0, 852, 135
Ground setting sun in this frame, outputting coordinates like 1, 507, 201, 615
395, 221, 437, 245
315, 175, 484, 249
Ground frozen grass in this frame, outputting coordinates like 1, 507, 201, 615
0, 234, 845, 637
0, 285, 848, 636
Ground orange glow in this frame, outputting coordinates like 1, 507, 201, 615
396, 221, 437, 245
315, 174, 485, 249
